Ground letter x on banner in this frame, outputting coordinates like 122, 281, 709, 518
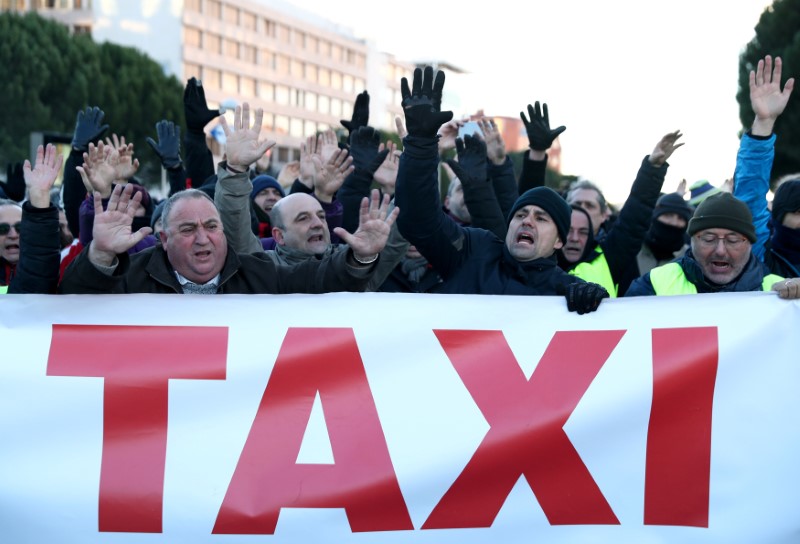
1, 292, 799, 543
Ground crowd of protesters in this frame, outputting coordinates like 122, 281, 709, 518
1, 54, 798, 309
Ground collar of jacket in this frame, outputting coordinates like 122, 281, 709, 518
680, 249, 768, 293
141, 244, 243, 293
501, 245, 559, 280
275, 243, 335, 266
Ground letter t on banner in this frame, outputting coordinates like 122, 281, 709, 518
47, 325, 228, 533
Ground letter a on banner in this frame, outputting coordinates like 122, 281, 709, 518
47, 324, 229, 533
214, 328, 412, 534
424, 329, 625, 529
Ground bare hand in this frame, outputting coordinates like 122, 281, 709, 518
313, 148, 354, 202
773, 278, 800, 300
318, 129, 339, 164
77, 141, 139, 197
90, 184, 153, 265
23, 144, 63, 208
648, 130, 684, 167
334, 189, 399, 259
299, 134, 318, 188
220, 103, 276, 170
373, 141, 400, 194
394, 115, 408, 139
478, 117, 507, 165
437, 118, 465, 153
750, 55, 795, 136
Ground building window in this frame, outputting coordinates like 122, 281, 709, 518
320, 40, 330, 57
291, 59, 304, 78
241, 11, 256, 31
343, 74, 353, 94
206, 0, 221, 19
318, 95, 330, 115
355, 78, 365, 92
261, 112, 274, 130
331, 71, 342, 90
203, 68, 220, 90
330, 98, 342, 117
184, 0, 200, 12
307, 36, 318, 53
224, 38, 239, 59
184, 27, 201, 48
291, 89, 303, 107
275, 85, 289, 106
331, 44, 342, 62
258, 82, 274, 101
304, 120, 317, 136
295, 31, 306, 48
275, 115, 289, 135
205, 33, 221, 55
263, 18, 275, 37
242, 44, 256, 64
222, 72, 238, 94
276, 54, 289, 75
240, 77, 255, 97
184, 62, 201, 81
276, 24, 289, 43
290, 118, 303, 138
341, 101, 352, 120
223, 5, 238, 25
318, 68, 330, 86
261, 49, 275, 70
306, 64, 317, 83
305, 92, 317, 112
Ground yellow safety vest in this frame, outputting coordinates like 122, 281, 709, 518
569, 249, 618, 298
0, 285, 7, 294
648, 262, 782, 295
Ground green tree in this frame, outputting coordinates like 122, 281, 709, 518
0, 12, 184, 185
738, 0, 800, 185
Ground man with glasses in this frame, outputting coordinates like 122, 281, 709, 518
0, 200, 22, 288
625, 192, 799, 299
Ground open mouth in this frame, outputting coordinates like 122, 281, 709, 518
4, 244, 20, 253
516, 232, 534, 245
308, 234, 324, 243
194, 250, 212, 260
709, 260, 731, 272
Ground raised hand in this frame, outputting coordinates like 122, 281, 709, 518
648, 130, 684, 167
341, 90, 370, 138
520, 101, 565, 151
1, 162, 26, 202
76, 141, 139, 198
334, 189, 399, 261
436, 118, 465, 152
317, 129, 339, 164
71, 106, 109, 152
299, 134, 320, 189
394, 115, 408, 139
373, 141, 400, 195
89, 184, 153, 266
478, 117, 507, 165
184, 77, 220, 132
146, 120, 182, 169
220, 103, 275, 171
451, 135, 488, 182
314, 148, 354, 202
400, 66, 453, 139
750, 55, 795, 136
23, 144, 64, 208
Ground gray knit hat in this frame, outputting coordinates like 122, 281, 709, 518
687, 192, 756, 242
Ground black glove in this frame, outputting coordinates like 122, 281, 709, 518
400, 66, 453, 139
146, 120, 182, 169
520, 101, 566, 152
559, 281, 609, 315
348, 126, 380, 171
71, 106, 109, 151
183, 77, 220, 133
452, 135, 488, 183
1, 162, 26, 202
341, 91, 370, 138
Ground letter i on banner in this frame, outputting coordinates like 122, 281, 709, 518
214, 328, 412, 535
47, 325, 229, 533
645, 327, 718, 527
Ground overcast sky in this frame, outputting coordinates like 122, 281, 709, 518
284, 0, 776, 203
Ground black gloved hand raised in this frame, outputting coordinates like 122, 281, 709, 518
348, 126, 380, 171
400, 66, 453, 139
183, 77, 220, 133
341, 91, 370, 138
520, 101, 566, 152
559, 281, 609, 315
71, 106, 109, 152
146, 120, 182, 169
452, 135, 488, 183
1, 162, 26, 202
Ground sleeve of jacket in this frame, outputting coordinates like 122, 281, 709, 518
167, 165, 188, 197
58, 246, 131, 294
733, 133, 774, 261
184, 129, 214, 188
394, 136, 469, 280
489, 157, 519, 219
8, 202, 60, 294
623, 271, 656, 297
366, 212, 409, 291
337, 169, 374, 234
460, 168, 507, 239
62, 148, 87, 238
601, 156, 668, 284
518, 153, 547, 194
214, 165, 264, 255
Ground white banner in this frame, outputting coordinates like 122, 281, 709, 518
1, 292, 799, 544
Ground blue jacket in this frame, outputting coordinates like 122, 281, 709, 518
395, 136, 583, 296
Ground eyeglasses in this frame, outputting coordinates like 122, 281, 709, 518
694, 233, 748, 249
0, 222, 21, 235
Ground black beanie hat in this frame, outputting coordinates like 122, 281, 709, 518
653, 192, 693, 223
507, 187, 571, 244
687, 192, 756, 243
772, 179, 800, 225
